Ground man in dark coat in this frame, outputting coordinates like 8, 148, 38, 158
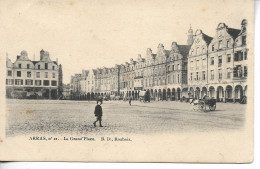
129, 97, 132, 106
93, 101, 103, 127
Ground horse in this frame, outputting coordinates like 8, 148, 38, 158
189, 98, 200, 111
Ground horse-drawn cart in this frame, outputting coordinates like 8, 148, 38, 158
198, 97, 216, 111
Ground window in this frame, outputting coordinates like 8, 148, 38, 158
190, 61, 193, 69
210, 70, 214, 80
227, 68, 231, 79
25, 79, 33, 85
202, 71, 206, 80
45, 63, 48, 69
167, 66, 170, 72
177, 74, 180, 83
43, 80, 49, 86
172, 75, 175, 83
218, 69, 222, 80
36, 72, 40, 78
196, 60, 199, 69
15, 79, 23, 85
202, 59, 206, 67
227, 40, 230, 48
218, 40, 223, 49
244, 51, 248, 60
44, 72, 48, 78
52, 72, 56, 78
27, 71, 31, 78
17, 71, 21, 77
196, 47, 200, 55
233, 66, 242, 78
244, 66, 248, 77
177, 64, 180, 70
202, 48, 206, 53
52, 66, 55, 70
218, 56, 222, 67
210, 57, 214, 65
38, 65, 40, 69
7, 70, 12, 76
51, 80, 57, 86
190, 73, 193, 81
18, 64, 21, 68
6, 79, 14, 85
172, 65, 175, 71
35, 80, 41, 86
212, 44, 215, 51
227, 54, 231, 62
196, 72, 199, 80
242, 36, 246, 46
234, 51, 243, 61
27, 64, 30, 69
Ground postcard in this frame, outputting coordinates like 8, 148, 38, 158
0, 0, 254, 162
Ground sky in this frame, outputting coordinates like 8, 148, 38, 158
0, 0, 252, 83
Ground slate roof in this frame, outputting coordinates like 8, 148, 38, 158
177, 45, 191, 57
227, 27, 241, 39
202, 33, 213, 46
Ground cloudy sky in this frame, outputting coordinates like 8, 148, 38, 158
0, 0, 252, 83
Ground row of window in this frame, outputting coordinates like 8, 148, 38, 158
190, 51, 247, 69
191, 36, 246, 55
190, 66, 247, 81
16, 63, 56, 70
7, 71, 56, 78
6, 79, 57, 86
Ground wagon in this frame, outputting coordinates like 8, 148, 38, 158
198, 97, 216, 111
139, 91, 151, 102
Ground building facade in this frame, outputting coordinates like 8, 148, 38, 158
6, 49, 60, 99
71, 19, 248, 102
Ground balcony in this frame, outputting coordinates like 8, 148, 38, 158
134, 76, 143, 79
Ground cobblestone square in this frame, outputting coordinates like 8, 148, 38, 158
6, 99, 246, 137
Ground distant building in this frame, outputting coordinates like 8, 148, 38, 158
62, 83, 70, 99
70, 73, 82, 96
6, 49, 59, 99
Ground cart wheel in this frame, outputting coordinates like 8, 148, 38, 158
209, 105, 216, 111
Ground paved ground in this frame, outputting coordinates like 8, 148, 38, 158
6, 99, 246, 137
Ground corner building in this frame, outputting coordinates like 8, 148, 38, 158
6, 50, 59, 99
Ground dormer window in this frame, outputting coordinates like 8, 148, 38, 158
227, 40, 230, 48
196, 47, 200, 55
218, 40, 223, 49
212, 44, 215, 51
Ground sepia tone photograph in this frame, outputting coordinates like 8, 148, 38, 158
0, 0, 254, 162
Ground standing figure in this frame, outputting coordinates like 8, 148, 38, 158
93, 101, 103, 127
129, 97, 132, 106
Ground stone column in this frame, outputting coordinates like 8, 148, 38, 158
49, 89, 51, 99
233, 89, 236, 103
223, 90, 226, 103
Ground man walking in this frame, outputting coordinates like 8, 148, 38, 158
93, 101, 103, 127
129, 97, 132, 106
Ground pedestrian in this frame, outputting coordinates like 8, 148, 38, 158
93, 100, 103, 127
129, 97, 132, 106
